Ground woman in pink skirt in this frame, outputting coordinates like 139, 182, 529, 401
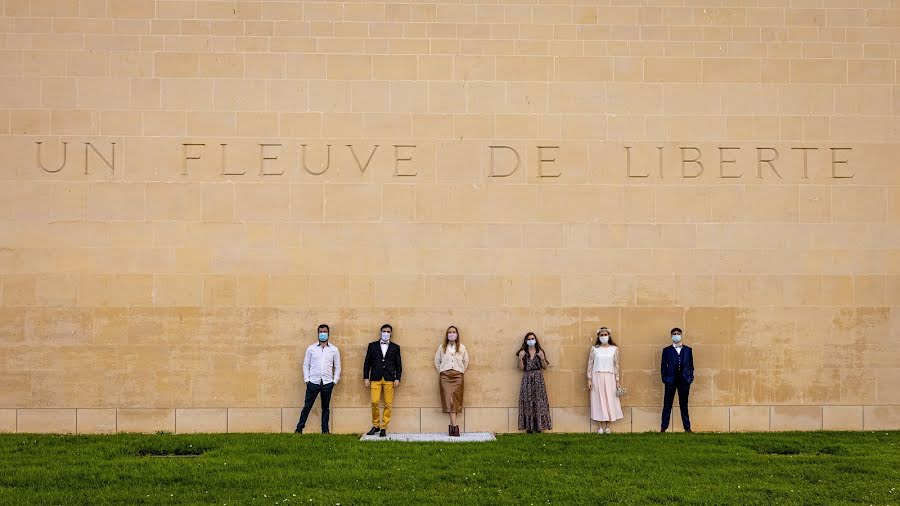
587, 327, 624, 434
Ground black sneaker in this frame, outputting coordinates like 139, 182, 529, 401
379, 429, 386, 438
366, 426, 379, 436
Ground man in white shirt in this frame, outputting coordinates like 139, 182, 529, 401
294, 324, 341, 434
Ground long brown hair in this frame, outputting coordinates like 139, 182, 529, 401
517, 332, 548, 369
442, 326, 461, 354
594, 327, 617, 347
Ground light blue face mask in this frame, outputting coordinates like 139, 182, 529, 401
526, 339, 536, 346
318, 332, 329, 342
671, 334, 682, 344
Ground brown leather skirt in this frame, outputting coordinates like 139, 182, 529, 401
439, 370, 464, 413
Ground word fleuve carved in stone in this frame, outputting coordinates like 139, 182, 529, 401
184, 143, 420, 177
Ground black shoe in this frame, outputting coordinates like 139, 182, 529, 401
660, 428, 667, 433
379, 429, 386, 438
684, 429, 692, 433
322, 431, 330, 434
294, 428, 302, 434
366, 427, 379, 436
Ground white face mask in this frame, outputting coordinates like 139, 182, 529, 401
599, 336, 609, 344
447, 333, 457, 341
672, 334, 682, 344
381, 332, 391, 342
526, 339, 536, 347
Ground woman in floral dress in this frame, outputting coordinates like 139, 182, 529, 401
516, 332, 552, 433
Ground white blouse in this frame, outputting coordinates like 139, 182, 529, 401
434, 343, 469, 373
587, 345, 620, 381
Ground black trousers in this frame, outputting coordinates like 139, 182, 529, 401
295, 381, 334, 433
661, 379, 691, 431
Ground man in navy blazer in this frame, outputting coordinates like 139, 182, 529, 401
660, 327, 694, 433
363, 324, 402, 438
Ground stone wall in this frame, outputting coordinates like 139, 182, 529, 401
0, 0, 898, 433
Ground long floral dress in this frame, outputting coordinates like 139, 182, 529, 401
517, 353, 552, 432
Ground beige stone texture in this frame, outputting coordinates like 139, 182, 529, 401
227, 408, 281, 433
730, 406, 770, 432
771, 406, 823, 432
673, 406, 730, 432
822, 405, 863, 431
863, 406, 900, 430
117, 408, 175, 433
176, 408, 227, 434
632, 407, 664, 433
464, 407, 509, 433
17, 409, 76, 433
0, 0, 896, 433
551, 406, 592, 433
0, 409, 16, 433
76, 408, 117, 434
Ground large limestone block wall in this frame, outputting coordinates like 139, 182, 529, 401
0, 0, 898, 434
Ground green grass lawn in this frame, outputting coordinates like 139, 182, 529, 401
1, 432, 898, 505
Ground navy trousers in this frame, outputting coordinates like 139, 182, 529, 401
661, 379, 691, 431
295, 381, 334, 433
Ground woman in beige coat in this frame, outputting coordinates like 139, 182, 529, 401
434, 325, 470, 437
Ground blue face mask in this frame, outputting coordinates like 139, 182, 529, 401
672, 334, 682, 344
318, 332, 329, 342
526, 339, 536, 347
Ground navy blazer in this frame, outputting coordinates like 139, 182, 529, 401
660, 345, 694, 384
363, 341, 402, 382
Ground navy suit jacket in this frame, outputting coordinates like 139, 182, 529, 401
660, 345, 694, 384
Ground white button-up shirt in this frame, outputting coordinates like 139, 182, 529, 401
303, 342, 341, 385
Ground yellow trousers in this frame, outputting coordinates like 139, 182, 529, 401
370, 380, 394, 429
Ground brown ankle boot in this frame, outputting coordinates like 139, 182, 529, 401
448, 424, 453, 436
452, 425, 460, 437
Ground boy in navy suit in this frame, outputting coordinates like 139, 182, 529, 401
660, 327, 694, 433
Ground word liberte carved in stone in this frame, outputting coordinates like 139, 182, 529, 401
623, 145, 854, 179
34, 141, 854, 180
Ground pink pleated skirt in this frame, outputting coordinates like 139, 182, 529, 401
590, 371, 624, 422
